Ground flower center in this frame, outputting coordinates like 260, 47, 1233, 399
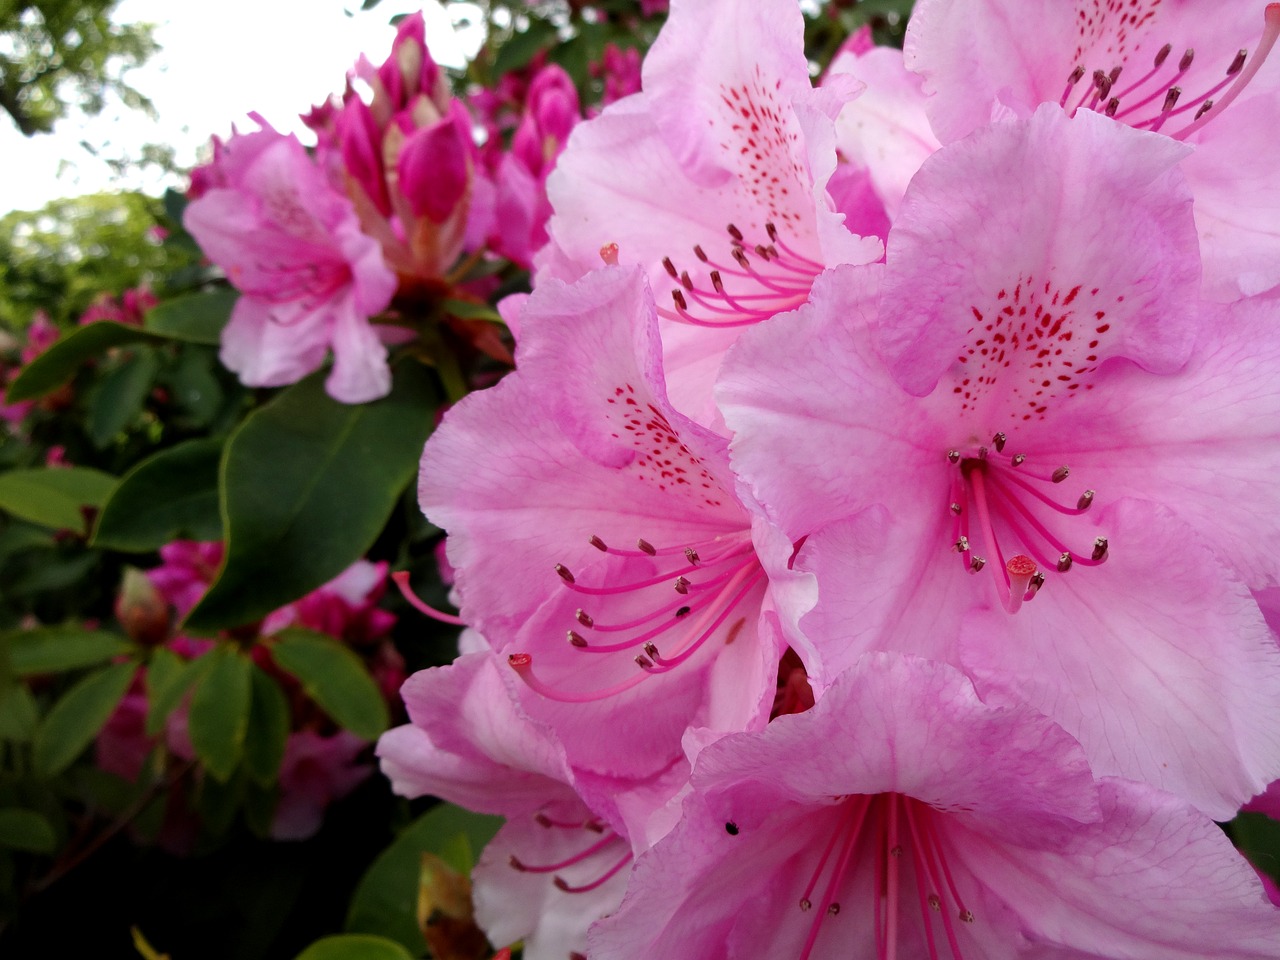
946, 435, 1108, 614
793, 794, 975, 960
1060, 4, 1280, 139
508, 529, 764, 702
656, 222, 823, 328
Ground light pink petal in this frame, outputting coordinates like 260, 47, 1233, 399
828, 44, 941, 219
963, 499, 1280, 820
961, 778, 1280, 958
218, 296, 331, 388
879, 106, 1198, 398
324, 295, 392, 404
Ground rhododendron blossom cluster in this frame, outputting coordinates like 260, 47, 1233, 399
373, 0, 1280, 957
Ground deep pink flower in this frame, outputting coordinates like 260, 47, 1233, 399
270, 729, 370, 840
717, 106, 1280, 817
78, 286, 158, 327
417, 265, 793, 788
905, 0, 1280, 300
184, 122, 398, 403
592, 44, 643, 108
539, 0, 881, 429
590, 655, 1280, 960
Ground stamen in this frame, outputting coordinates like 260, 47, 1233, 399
1005, 555, 1038, 614
553, 852, 632, 893
589, 535, 608, 551
1177, 4, 1280, 139
390, 570, 466, 626
508, 831, 619, 873
599, 243, 620, 265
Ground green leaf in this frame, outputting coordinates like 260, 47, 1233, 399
92, 439, 223, 550
187, 645, 252, 781
33, 660, 137, 776
85, 347, 162, 448
0, 467, 117, 531
440, 298, 503, 323
294, 934, 414, 960
0, 682, 38, 741
494, 16, 559, 75
184, 362, 435, 632
269, 629, 388, 739
5, 321, 162, 403
144, 646, 208, 736
0, 808, 57, 853
346, 803, 502, 951
244, 664, 289, 784
144, 289, 238, 345
4, 626, 132, 676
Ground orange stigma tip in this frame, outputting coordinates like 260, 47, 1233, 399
508, 653, 533, 669
599, 242, 620, 265
1006, 555, 1038, 579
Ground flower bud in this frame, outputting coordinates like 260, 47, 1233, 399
115, 566, 171, 646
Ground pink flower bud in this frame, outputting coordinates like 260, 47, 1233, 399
115, 566, 172, 646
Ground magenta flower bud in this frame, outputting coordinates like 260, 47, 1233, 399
379, 12, 442, 114
339, 97, 392, 216
115, 566, 171, 647
397, 107, 471, 223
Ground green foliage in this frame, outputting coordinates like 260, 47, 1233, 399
184, 363, 436, 632
0, 465, 116, 530
270, 629, 390, 740
0, 191, 195, 330
187, 644, 252, 782
346, 803, 503, 951
92, 438, 224, 550
2, 625, 130, 675
293, 934, 415, 960
143, 289, 238, 345
0, 0, 158, 137
244, 663, 289, 784
0, 809, 56, 853
32, 658, 136, 775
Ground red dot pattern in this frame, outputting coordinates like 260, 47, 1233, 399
1073, 0, 1162, 65
716, 67, 807, 230
605, 383, 724, 508
954, 276, 1119, 422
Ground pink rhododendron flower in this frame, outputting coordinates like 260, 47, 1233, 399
418, 265, 792, 790
590, 655, 1280, 960
184, 121, 398, 403
78, 286, 158, 327
906, 0, 1280, 300
270, 729, 370, 840
718, 106, 1280, 817
592, 44, 643, 108
540, 0, 882, 429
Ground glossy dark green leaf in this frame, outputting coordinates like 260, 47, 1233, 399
32, 660, 137, 776
145, 646, 209, 736
92, 439, 223, 550
346, 803, 502, 951
294, 935, 414, 960
144, 289, 238, 345
184, 363, 434, 632
269, 629, 388, 739
86, 347, 162, 448
440, 298, 503, 323
5, 321, 162, 403
0, 682, 38, 741
494, 16, 558, 75
0, 467, 116, 531
0, 808, 57, 853
187, 645, 252, 781
244, 664, 289, 784
4, 626, 132, 676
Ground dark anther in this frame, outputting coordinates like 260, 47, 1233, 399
589, 534, 608, 551
1162, 86, 1182, 112
694, 244, 709, 262
685, 547, 701, 564
727, 223, 744, 242
568, 630, 588, 648
1012, 454, 1027, 467
1179, 48, 1195, 71
555, 564, 575, 584
1195, 100, 1214, 120
1229, 48, 1248, 75
680, 270, 693, 292
1105, 97, 1120, 117
637, 538, 657, 555
509, 856, 527, 871
725, 821, 739, 835
1108, 65, 1123, 83
1068, 64, 1086, 84
950, 502, 962, 515
1057, 553, 1073, 573
946, 449, 961, 464
711, 270, 724, 293
662, 256, 678, 279
953, 536, 970, 553
535, 813, 552, 827
969, 556, 987, 573
674, 576, 691, 594
643, 642, 660, 659
992, 432, 1007, 452
676, 606, 692, 617
1092, 537, 1109, 561
732, 248, 751, 269
754, 243, 771, 259
672, 288, 689, 311
1093, 70, 1113, 99
1052, 465, 1070, 484
635, 654, 654, 669
1028, 571, 1046, 594
766, 221, 779, 242
1077, 489, 1095, 510
575, 609, 594, 627
1154, 43, 1172, 67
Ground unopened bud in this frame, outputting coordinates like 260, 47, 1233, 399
115, 567, 170, 646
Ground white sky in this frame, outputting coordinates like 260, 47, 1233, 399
0, 0, 485, 214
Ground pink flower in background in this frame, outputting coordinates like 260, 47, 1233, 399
590, 656, 1280, 960
718, 107, 1280, 817
184, 121, 398, 404
540, 0, 882, 429
78, 286, 158, 327
270, 730, 370, 841
906, 0, 1280, 299
321, 12, 480, 288
592, 44, 643, 108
